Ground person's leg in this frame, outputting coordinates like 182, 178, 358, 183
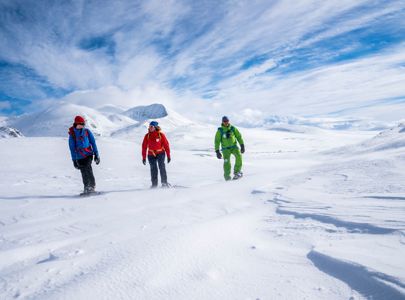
233, 148, 243, 174
157, 153, 168, 185
79, 156, 95, 192
85, 156, 96, 191
222, 150, 232, 180
78, 157, 88, 190
148, 155, 158, 187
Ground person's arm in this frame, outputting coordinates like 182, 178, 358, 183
214, 130, 221, 151
68, 134, 76, 160
234, 127, 244, 146
87, 130, 99, 156
142, 134, 148, 160
161, 133, 170, 160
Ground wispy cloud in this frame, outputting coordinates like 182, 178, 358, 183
0, 0, 404, 121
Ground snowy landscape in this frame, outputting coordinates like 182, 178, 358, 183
0, 104, 404, 299
1, 0, 405, 299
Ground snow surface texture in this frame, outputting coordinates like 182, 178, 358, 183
0, 120, 404, 299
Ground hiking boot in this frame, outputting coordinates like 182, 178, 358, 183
233, 172, 243, 180
83, 186, 96, 194
162, 182, 171, 188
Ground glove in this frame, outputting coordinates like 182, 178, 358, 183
240, 144, 245, 154
142, 159, 146, 165
216, 150, 222, 159
73, 160, 79, 169
167, 157, 171, 163
94, 155, 100, 165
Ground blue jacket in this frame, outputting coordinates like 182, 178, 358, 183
68, 127, 99, 161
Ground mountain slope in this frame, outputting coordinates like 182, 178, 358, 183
6, 103, 195, 138
326, 123, 405, 155
7, 103, 118, 137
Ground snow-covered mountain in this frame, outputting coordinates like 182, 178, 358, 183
0, 126, 23, 138
97, 104, 127, 115
124, 103, 168, 121
326, 123, 405, 155
237, 114, 393, 131
5, 103, 195, 138
6, 103, 118, 137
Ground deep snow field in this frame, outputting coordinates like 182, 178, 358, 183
0, 126, 404, 300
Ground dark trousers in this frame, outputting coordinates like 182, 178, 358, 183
77, 155, 96, 189
148, 153, 167, 187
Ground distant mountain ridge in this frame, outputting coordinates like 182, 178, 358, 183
4, 103, 194, 138
326, 123, 405, 155
0, 126, 23, 138
124, 104, 168, 122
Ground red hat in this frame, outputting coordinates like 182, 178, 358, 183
74, 115, 85, 123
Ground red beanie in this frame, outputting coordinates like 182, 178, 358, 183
74, 116, 85, 123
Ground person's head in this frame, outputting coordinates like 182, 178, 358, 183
149, 121, 158, 132
74, 116, 85, 129
222, 116, 230, 126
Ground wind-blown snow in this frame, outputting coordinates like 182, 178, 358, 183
0, 123, 404, 299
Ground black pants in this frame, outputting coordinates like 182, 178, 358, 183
148, 153, 167, 187
77, 155, 96, 189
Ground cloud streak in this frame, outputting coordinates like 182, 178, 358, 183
0, 0, 404, 122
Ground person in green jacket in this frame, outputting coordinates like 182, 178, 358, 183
214, 116, 245, 180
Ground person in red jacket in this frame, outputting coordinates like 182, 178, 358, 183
142, 121, 171, 188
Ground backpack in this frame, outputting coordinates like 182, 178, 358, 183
218, 126, 235, 143
69, 127, 92, 158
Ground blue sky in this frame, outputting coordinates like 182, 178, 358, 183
0, 0, 404, 122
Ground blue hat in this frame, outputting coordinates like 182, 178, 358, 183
149, 121, 158, 127
222, 116, 229, 122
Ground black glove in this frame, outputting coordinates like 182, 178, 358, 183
216, 150, 222, 159
142, 159, 146, 165
73, 160, 79, 169
167, 157, 171, 163
240, 144, 245, 154
94, 155, 100, 165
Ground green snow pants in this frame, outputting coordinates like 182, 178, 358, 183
222, 147, 242, 180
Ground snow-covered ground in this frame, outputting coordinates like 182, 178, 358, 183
1, 125, 404, 299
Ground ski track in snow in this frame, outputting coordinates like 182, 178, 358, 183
1, 128, 405, 299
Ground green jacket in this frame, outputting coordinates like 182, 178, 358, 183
215, 124, 244, 151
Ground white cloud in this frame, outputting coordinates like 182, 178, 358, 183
1, 0, 405, 122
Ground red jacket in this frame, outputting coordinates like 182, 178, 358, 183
142, 130, 170, 160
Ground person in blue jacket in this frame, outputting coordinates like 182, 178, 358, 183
68, 115, 100, 194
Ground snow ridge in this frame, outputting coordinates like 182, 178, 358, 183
307, 250, 405, 300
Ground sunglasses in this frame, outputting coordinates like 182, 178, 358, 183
77, 123, 85, 126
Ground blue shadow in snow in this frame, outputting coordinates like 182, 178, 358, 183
276, 208, 396, 234
307, 250, 405, 300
